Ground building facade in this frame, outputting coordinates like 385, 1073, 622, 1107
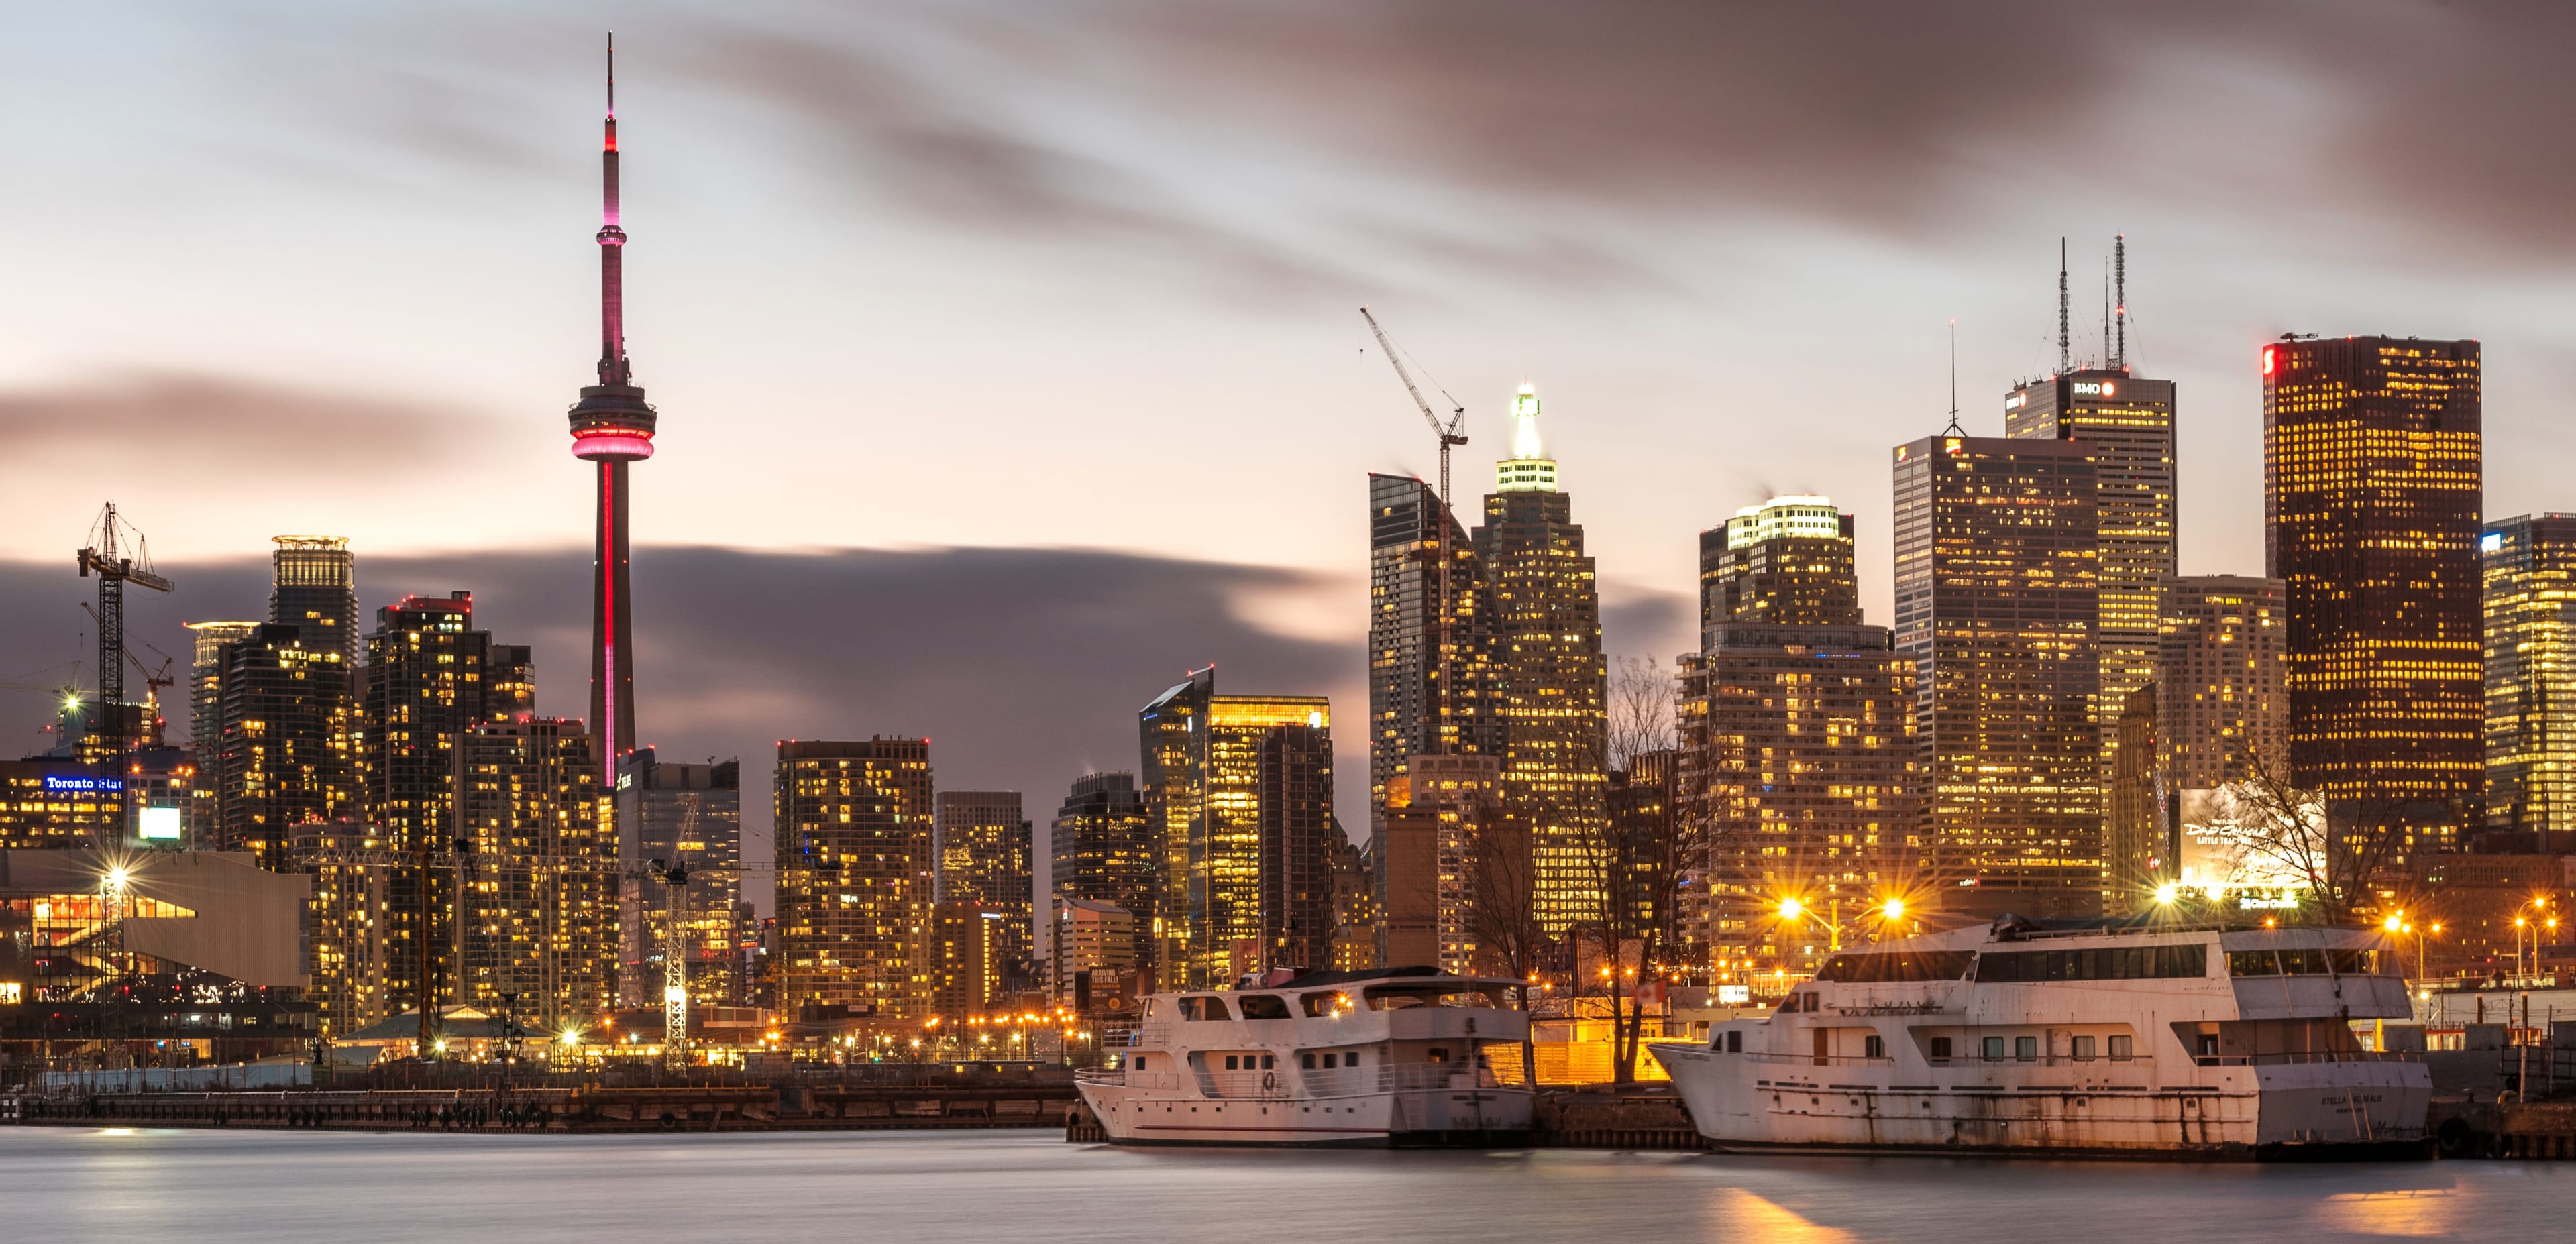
1699, 496, 1860, 638
209, 623, 358, 870
1049, 771, 1155, 972
269, 536, 360, 669
615, 751, 745, 1009
2105, 685, 2161, 915
2006, 368, 2178, 781
2263, 336, 2483, 856
1474, 385, 1609, 934
2157, 575, 2290, 788
2484, 514, 2576, 844
773, 738, 934, 1020
459, 717, 614, 1029
1892, 434, 2102, 917
933, 791, 1033, 972
1366, 473, 1501, 873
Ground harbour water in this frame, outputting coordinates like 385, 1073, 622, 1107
4, 1127, 2571, 1242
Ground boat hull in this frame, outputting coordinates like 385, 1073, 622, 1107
1076, 1080, 1533, 1148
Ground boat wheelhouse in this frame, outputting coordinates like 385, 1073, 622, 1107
1075, 967, 1533, 1147
1652, 919, 2431, 1159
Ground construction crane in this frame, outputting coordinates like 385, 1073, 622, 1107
1360, 306, 1468, 754
81, 604, 175, 718
76, 503, 171, 834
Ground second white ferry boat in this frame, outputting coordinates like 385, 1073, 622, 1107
1075, 967, 1534, 1146
1652, 919, 2431, 1160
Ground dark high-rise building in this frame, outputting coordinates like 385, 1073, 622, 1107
268, 536, 358, 669
1256, 722, 1336, 975
1698, 496, 1860, 638
2006, 367, 2178, 781
210, 623, 358, 869
1893, 434, 2101, 916
1137, 668, 1334, 986
460, 717, 614, 1028
2157, 576, 2290, 788
1049, 772, 1155, 972
2263, 336, 2483, 853
2106, 685, 2161, 915
2483, 514, 2576, 844
934, 791, 1033, 971
568, 39, 658, 792
1366, 473, 1501, 848
1474, 384, 1609, 934
185, 620, 260, 840
773, 738, 934, 1019
360, 591, 513, 1025
1605, 748, 1684, 952
616, 750, 744, 1009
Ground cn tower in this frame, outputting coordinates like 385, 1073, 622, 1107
568, 34, 654, 788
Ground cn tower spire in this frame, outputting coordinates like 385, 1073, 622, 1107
598, 34, 630, 387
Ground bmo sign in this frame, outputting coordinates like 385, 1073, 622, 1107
2071, 380, 2118, 398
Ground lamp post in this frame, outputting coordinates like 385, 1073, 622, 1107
1776, 895, 1909, 969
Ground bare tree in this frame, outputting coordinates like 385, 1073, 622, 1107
1460, 813, 1544, 1086
1562, 655, 1678, 1084
2208, 751, 2422, 923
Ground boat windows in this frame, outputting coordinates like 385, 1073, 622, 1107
1237, 994, 1292, 1020
2071, 1035, 2096, 1061
1301, 1053, 1316, 1068
1975, 944, 2206, 983
1813, 950, 1976, 983
1132, 1055, 1149, 1071
1428, 1048, 1450, 1062
1299, 991, 1352, 1017
2015, 1036, 2039, 1062
1864, 1035, 1886, 1059
2230, 948, 2390, 977
1361, 984, 1503, 1010
2279, 949, 2330, 975
1179, 996, 1236, 1021
2327, 949, 2390, 976
1725, 1031, 1743, 1053
2227, 950, 2280, 976
2108, 1035, 2133, 1060
1929, 1037, 1953, 1060
1982, 1036, 2006, 1062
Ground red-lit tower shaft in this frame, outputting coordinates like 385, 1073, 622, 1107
570, 35, 655, 791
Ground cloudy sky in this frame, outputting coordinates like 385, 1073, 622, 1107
7, 2, 2574, 887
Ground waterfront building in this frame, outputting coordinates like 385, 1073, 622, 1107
1366, 472, 1503, 875
268, 536, 359, 669
0, 848, 311, 1043
2263, 336, 2483, 855
2006, 367, 2178, 780
773, 738, 934, 1020
208, 624, 358, 870
2157, 576, 2290, 787
460, 717, 614, 1028
1136, 668, 1334, 986
1474, 384, 1609, 934
1049, 771, 1155, 972
934, 791, 1033, 971
1892, 434, 2102, 916
0, 760, 122, 848
294, 817, 392, 1035
614, 750, 743, 1009
1698, 496, 1860, 639
360, 591, 516, 1025
1049, 896, 1136, 1008
2483, 514, 2576, 844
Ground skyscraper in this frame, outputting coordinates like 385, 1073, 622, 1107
773, 738, 934, 1019
1682, 495, 1919, 982
185, 620, 259, 838
1474, 384, 1609, 934
1698, 496, 1860, 638
268, 536, 358, 669
360, 591, 514, 1024
2263, 336, 2483, 853
1893, 434, 2101, 916
210, 623, 358, 869
1379, 752, 1509, 975
2483, 514, 2576, 844
2106, 686, 2161, 913
933, 791, 1033, 971
2006, 367, 2177, 779
460, 717, 614, 1028
568, 38, 658, 789
1136, 669, 1334, 986
1049, 771, 1154, 971
2157, 576, 2290, 787
616, 750, 743, 1009
1366, 473, 1500, 847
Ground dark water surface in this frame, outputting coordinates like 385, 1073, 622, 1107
5, 1127, 2572, 1242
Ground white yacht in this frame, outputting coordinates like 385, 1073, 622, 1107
1075, 967, 1534, 1146
1652, 919, 2432, 1159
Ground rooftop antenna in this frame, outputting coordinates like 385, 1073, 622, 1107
1942, 319, 1966, 437
2114, 233, 2127, 371
2056, 237, 2070, 376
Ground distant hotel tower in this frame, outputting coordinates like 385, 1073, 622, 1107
2483, 514, 2576, 844
1893, 435, 2102, 917
2005, 365, 2176, 781
568, 38, 657, 786
1681, 496, 1919, 983
2263, 337, 2483, 852
775, 738, 934, 1020
1474, 386, 1609, 935
1137, 668, 1334, 987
